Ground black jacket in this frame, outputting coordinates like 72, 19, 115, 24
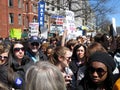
76, 78, 113, 90
10, 56, 34, 90
69, 59, 85, 80
0, 65, 9, 87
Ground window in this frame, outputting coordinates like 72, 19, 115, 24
23, 3, 25, 11
57, 0, 60, 5
82, 19, 85, 25
47, 8, 49, 11
9, 13, 14, 24
51, 1, 54, 4
32, 4, 37, 13
32, 16, 37, 22
57, 7, 60, 10
18, 14, 22, 25
51, 1, 54, 11
46, 2, 49, 6
18, 0, 22, 8
52, 7, 54, 11
26, 3, 29, 12
46, 25, 48, 28
23, 16, 29, 27
8, 0, 13, 7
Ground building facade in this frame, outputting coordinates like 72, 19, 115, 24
0, 0, 40, 38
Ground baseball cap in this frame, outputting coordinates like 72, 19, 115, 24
29, 36, 41, 43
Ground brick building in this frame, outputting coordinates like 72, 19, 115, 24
0, 0, 39, 38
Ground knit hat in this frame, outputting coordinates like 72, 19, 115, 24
88, 51, 116, 72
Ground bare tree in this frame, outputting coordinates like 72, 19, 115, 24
44, 0, 119, 31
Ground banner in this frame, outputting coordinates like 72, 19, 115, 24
10, 28, 22, 39
38, 0, 45, 27
50, 15, 64, 25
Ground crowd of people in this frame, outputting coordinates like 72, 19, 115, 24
0, 32, 120, 90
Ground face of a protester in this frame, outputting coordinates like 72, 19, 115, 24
0, 52, 8, 65
29, 42, 40, 53
52, 40, 57, 45
89, 61, 108, 84
76, 46, 85, 59
60, 50, 72, 68
41, 46, 46, 54
46, 48, 53, 57
13, 43, 25, 60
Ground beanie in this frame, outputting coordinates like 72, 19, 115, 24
88, 51, 116, 72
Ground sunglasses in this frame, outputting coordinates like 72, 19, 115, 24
89, 67, 107, 77
64, 57, 72, 61
31, 42, 39, 46
13, 47, 25, 52
0, 56, 8, 60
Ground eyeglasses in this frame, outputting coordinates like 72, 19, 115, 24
89, 67, 107, 77
31, 42, 39, 46
13, 47, 25, 52
0, 56, 8, 60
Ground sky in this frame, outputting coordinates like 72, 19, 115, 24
109, 13, 120, 27
106, 0, 120, 27
89, 0, 120, 27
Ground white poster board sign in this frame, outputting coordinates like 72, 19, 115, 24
40, 27, 48, 39
64, 10, 76, 33
112, 18, 117, 36
29, 23, 39, 37
66, 30, 83, 41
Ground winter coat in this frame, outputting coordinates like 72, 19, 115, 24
26, 49, 48, 63
10, 56, 34, 90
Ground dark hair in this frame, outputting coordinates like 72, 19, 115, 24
87, 42, 107, 57
7, 40, 30, 89
116, 36, 120, 51
66, 39, 77, 51
94, 33, 102, 43
8, 41, 23, 64
100, 34, 109, 50
72, 44, 87, 63
50, 37, 57, 44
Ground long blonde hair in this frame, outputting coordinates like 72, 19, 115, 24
49, 46, 70, 65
